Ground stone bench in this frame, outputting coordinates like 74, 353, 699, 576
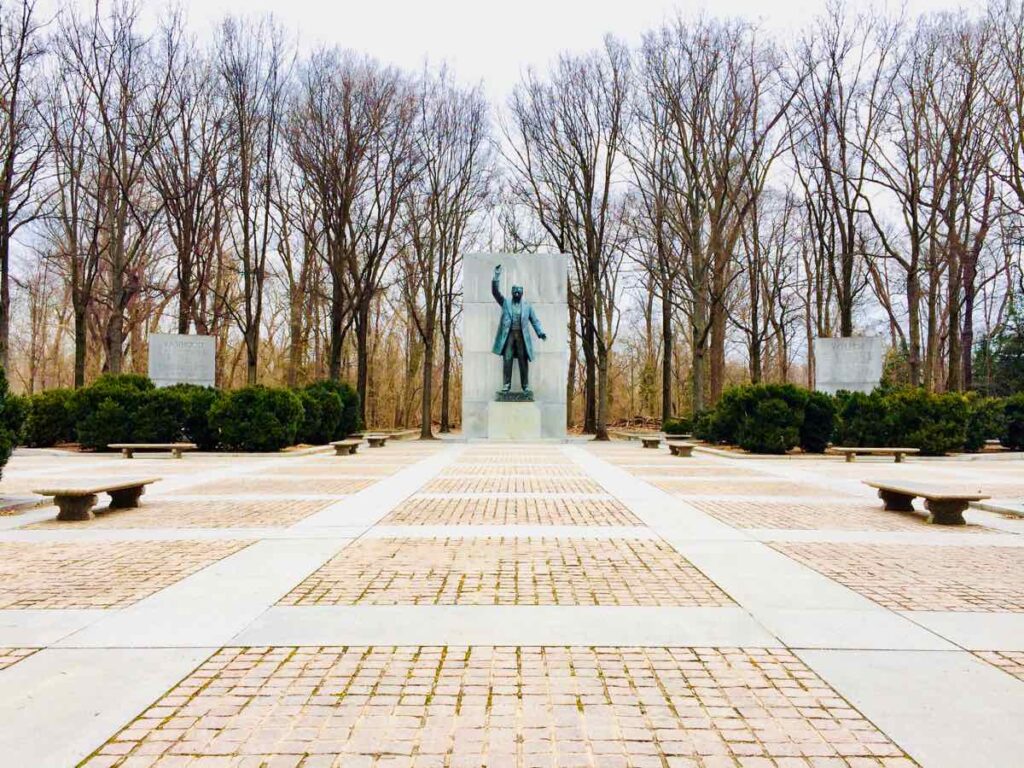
667, 442, 696, 457
330, 439, 361, 456
108, 443, 197, 460
33, 477, 161, 522
827, 446, 920, 463
366, 434, 389, 448
640, 436, 662, 449
864, 480, 990, 526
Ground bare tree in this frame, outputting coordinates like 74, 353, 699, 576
216, 14, 289, 384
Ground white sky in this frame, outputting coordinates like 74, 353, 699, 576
128, 0, 975, 99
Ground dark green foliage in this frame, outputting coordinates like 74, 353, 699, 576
71, 374, 154, 450
974, 298, 1024, 396
692, 411, 716, 442
209, 385, 303, 452
0, 368, 17, 477
833, 390, 890, 447
1003, 393, 1024, 450
133, 388, 188, 443
3, 393, 28, 443
882, 388, 968, 456
662, 416, 692, 436
22, 388, 76, 447
165, 384, 221, 450
964, 395, 1006, 452
306, 380, 361, 437
800, 391, 836, 453
732, 384, 808, 455
706, 386, 749, 444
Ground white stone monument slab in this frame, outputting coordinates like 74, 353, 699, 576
148, 333, 216, 388
462, 253, 568, 440
813, 336, 885, 394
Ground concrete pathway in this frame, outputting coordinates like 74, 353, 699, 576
0, 439, 1020, 767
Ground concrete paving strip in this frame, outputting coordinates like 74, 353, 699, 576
0, 647, 213, 768
748, 528, 1024, 546
0, 526, 369, 542
55, 538, 350, 648
797, 649, 1024, 768
0, 609, 108, 646
670, 539, 955, 650
563, 446, 750, 539
232, 605, 780, 647
362, 524, 657, 539
295, 446, 463, 528
902, 611, 1024, 650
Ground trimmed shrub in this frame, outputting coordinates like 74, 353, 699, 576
662, 416, 692, 436
692, 410, 716, 442
133, 388, 188, 443
0, 368, 17, 478
165, 384, 221, 450
307, 380, 361, 438
833, 390, 890, 447
800, 391, 836, 453
3, 393, 28, 443
209, 385, 303, 452
965, 395, 1006, 453
1003, 393, 1024, 450
734, 384, 808, 455
71, 374, 154, 450
706, 386, 749, 445
883, 388, 968, 456
23, 388, 76, 447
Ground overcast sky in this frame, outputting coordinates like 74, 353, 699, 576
102, 0, 982, 98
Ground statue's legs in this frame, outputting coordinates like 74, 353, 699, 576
502, 338, 514, 391
517, 344, 529, 391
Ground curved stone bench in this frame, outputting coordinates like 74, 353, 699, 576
330, 439, 361, 456
828, 446, 920, 463
667, 442, 696, 457
109, 443, 197, 459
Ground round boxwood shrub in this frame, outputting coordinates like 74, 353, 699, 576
662, 416, 692, 436
734, 384, 808, 455
296, 386, 343, 445
209, 385, 303, 452
309, 380, 361, 438
0, 368, 18, 478
71, 374, 155, 450
133, 388, 188, 443
3, 392, 28, 444
883, 388, 967, 456
800, 391, 836, 453
23, 388, 76, 447
164, 384, 221, 450
1002, 393, 1024, 450
965, 395, 1006, 452
833, 390, 890, 447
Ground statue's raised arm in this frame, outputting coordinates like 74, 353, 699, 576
491, 265, 505, 306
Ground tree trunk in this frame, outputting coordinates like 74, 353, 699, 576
328, 269, 345, 381
355, 303, 370, 426
660, 286, 672, 422
420, 335, 435, 439
439, 313, 452, 433
74, 305, 88, 388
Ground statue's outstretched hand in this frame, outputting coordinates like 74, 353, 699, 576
539, 333, 548, 340
494, 264, 502, 275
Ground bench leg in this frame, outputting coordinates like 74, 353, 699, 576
55, 494, 98, 522
894, 452, 904, 463
349, 445, 358, 455
121, 449, 133, 459
334, 446, 345, 456
845, 453, 855, 463
108, 486, 145, 510
172, 449, 183, 459
878, 489, 915, 512
925, 498, 968, 526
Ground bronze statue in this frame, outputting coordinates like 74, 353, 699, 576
491, 264, 547, 397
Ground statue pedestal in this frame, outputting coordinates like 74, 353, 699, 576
487, 401, 542, 440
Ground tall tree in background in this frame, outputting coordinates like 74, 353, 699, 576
402, 69, 490, 438
507, 37, 629, 439
216, 14, 288, 384
0, 0, 45, 369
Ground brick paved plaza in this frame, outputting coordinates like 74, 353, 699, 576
0, 440, 1022, 767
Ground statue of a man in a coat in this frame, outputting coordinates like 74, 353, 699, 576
491, 264, 547, 395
